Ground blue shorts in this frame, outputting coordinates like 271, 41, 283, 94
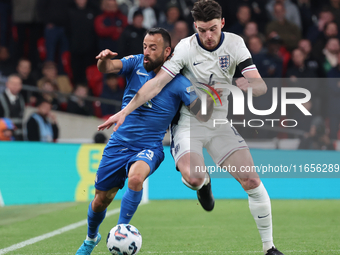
95, 140, 164, 191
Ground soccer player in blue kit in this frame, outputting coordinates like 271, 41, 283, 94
75, 28, 221, 255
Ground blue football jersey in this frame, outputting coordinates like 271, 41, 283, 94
111, 54, 196, 149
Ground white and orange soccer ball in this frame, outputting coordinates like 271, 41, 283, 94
106, 224, 142, 255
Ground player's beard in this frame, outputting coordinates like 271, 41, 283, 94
143, 53, 164, 72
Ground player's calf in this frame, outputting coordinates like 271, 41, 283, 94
239, 176, 261, 191
118, 160, 150, 224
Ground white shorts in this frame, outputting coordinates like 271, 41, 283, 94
170, 122, 248, 166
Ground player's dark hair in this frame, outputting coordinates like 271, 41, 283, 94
146, 28, 171, 49
191, 0, 222, 22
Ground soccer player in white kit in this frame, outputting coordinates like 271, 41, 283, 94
99, 1, 284, 254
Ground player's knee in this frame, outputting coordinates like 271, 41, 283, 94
240, 177, 261, 191
92, 197, 110, 212
128, 174, 145, 191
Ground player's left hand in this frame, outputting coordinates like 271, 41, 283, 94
97, 110, 126, 132
236, 77, 250, 92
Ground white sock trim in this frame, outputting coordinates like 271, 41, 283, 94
86, 235, 97, 242
181, 176, 204, 190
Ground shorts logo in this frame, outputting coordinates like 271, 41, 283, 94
219, 55, 230, 71
137, 149, 154, 161
174, 144, 180, 155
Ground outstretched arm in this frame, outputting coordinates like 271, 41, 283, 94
98, 69, 173, 131
96, 49, 123, 73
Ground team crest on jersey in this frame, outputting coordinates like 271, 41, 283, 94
143, 100, 152, 108
186, 86, 194, 93
124, 55, 134, 60
219, 55, 230, 71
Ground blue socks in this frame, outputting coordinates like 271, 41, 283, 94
86, 188, 143, 238
118, 188, 143, 224
87, 201, 106, 239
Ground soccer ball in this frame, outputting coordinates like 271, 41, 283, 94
106, 224, 142, 255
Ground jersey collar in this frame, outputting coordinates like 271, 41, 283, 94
195, 32, 224, 52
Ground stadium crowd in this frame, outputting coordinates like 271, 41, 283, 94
0, 0, 339, 147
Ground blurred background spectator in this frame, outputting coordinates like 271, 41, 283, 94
100, 73, 124, 116
25, 98, 59, 142
128, 0, 157, 29
266, 2, 301, 51
93, 131, 108, 143
95, 0, 127, 52
171, 20, 189, 50
16, 58, 38, 104
67, 0, 98, 84
37, 79, 61, 111
0, 117, 15, 141
242, 21, 265, 44
319, 37, 340, 75
158, 2, 181, 33
298, 115, 335, 150
253, 36, 284, 78
0, 46, 13, 76
37, 61, 73, 95
306, 8, 334, 44
12, 0, 42, 71
298, 39, 322, 77
266, 0, 301, 29
227, 4, 251, 35
119, 10, 146, 57
0, 74, 24, 140
67, 84, 93, 116
37, 0, 70, 73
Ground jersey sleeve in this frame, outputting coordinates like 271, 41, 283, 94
161, 40, 188, 78
117, 55, 140, 76
176, 76, 197, 106
235, 37, 257, 75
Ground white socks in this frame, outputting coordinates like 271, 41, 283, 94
246, 182, 274, 254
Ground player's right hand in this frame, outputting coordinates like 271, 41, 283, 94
207, 86, 223, 102
95, 49, 118, 61
97, 110, 126, 132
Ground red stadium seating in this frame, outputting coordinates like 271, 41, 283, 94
86, 65, 103, 97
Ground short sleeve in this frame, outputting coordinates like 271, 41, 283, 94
162, 40, 188, 78
118, 55, 140, 76
235, 37, 257, 75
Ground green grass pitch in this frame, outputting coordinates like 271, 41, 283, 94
0, 200, 339, 254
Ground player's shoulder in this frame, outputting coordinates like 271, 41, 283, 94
222, 32, 244, 44
122, 54, 143, 61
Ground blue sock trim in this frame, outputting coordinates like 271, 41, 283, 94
117, 188, 143, 224
87, 201, 107, 239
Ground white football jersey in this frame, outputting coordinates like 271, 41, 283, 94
162, 32, 256, 127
